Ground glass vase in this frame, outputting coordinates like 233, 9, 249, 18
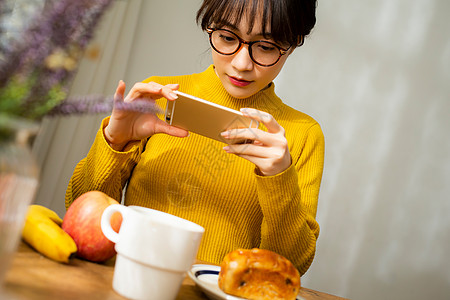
0, 119, 39, 286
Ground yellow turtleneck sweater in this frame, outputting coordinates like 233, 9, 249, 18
66, 65, 324, 275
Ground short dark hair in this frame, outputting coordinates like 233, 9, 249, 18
196, 0, 317, 47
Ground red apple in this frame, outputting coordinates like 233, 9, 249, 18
62, 191, 122, 262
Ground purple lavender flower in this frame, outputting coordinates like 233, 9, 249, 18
0, 0, 114, 120
48, 95, 163, 116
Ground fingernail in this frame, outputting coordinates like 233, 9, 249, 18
169, 92, 178, 99
223, 146, 230, 151
220, 131, 229, 137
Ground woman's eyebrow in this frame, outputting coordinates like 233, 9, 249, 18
216, 20, 238, 30
217, 21, 273, 39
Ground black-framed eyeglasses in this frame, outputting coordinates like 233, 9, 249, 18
206, 28, 292, 67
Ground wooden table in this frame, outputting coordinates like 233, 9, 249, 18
1, 242, 347, 300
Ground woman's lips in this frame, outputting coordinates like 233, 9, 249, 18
228, 76, 252, 87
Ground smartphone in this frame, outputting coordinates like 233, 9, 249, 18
164, 91, 258, 144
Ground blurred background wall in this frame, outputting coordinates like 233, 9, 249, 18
33, 0, 450, 299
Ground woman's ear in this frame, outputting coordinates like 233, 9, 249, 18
296, 35, 304, 47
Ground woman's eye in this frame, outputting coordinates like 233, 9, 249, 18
219, 34, 236, 43
257, 43, 277, 52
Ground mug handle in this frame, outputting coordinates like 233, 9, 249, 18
101, 204, 126, 244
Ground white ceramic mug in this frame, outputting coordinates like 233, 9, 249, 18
101, 205, 204, 300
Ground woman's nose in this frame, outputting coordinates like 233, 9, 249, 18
230, 45, 254, 71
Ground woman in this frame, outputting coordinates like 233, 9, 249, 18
66, 0, 323, 275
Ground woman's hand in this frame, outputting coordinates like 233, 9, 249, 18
221, 108, 291, 176
104, 80, 188, 151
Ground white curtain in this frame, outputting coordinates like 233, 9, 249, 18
33, 0, 145, 214
34, 1, 450, 299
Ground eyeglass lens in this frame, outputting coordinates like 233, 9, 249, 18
210, 29, 282, 66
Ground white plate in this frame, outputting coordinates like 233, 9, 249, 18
187, 264, 304, 300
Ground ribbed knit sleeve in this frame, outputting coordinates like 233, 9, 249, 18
256, 123, 324, 275
65, 117, 145, 208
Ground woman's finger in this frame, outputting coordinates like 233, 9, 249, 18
153, 119, 189, 138
114, 80, 126, 101
124, 82, 166, 102
240, 108, 283, 134
112, 80, 127, 115
223, 143, 270, 158
160, 84, 179, 101
221, 127, 280, 146
165, 83, 180, 90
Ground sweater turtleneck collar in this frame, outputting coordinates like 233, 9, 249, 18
195, 65, 283, 113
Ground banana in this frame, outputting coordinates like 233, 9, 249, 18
22, 205, 77, 263
26, 204, 63, 226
